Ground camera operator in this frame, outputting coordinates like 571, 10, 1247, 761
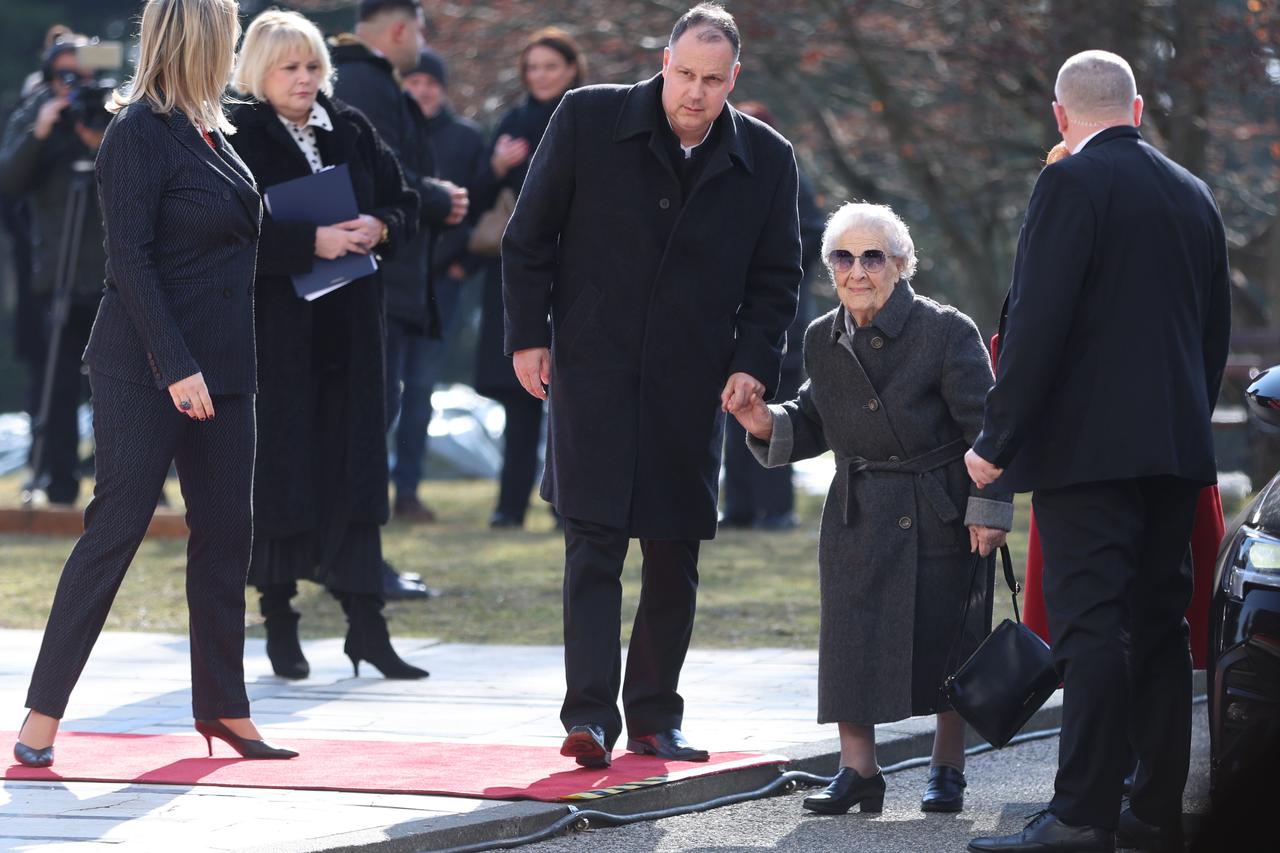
0, 38, 112, 505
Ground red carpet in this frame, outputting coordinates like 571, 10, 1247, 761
2, 731, 784, 801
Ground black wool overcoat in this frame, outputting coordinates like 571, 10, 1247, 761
502, 74, 803, 540
227, 94, 418, 538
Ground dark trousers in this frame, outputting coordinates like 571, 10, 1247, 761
1033, 475, 1200, 830
26, 370, 254, 720
492, 390, 545, 522
561, 517, 700, 747
26, 298, 97, 504
722, 417, 794, 522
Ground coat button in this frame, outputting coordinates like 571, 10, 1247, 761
898, 516, 913, 529
889, 455, 900, 463
871, 336, 884, 349
658, 198, 670, 210
867, 398, 880, 412
222, 190, 231, 200
222, 287, 232, 298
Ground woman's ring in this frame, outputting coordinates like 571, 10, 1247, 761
180, 400, 193, 411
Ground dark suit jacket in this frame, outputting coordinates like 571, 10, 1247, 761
85, 103, 261, 395
973, 126, 1231, 492
501, 74, 802, 539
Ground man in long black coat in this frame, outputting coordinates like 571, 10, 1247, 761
966, 51, 1231, 853
502, 5, 801, 768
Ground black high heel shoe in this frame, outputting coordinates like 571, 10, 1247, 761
194, 719, 298, 759
802, 766, 886, 814
13, 711, 54, 768
340, 593, 429, 680
920, 765, 966, 812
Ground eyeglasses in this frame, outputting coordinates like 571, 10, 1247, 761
826, 249, 887, 275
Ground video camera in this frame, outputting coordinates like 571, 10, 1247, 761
53, 40, 123, 131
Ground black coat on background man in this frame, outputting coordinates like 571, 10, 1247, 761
974, 126, 1230, 492
502, 74, 803, 541
331, 37, 451, 332
422, 104, 485, 278
971, 125, 1230, 832
227, 93, 418, 540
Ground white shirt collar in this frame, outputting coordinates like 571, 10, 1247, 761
667, 118, 714, 159
1071, 128, 1106, 155
278, 101, 333, 133
843, 307, 857, 339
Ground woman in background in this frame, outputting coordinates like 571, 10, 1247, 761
228, 9, 424, 682
472, 27, 585, 529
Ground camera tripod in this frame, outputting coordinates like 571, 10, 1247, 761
23, 156, 94, 507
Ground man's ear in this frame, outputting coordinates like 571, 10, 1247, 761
1132, 95, 1144, 127
727, 61, 741, 93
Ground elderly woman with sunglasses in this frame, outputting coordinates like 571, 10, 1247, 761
730, 202, 1013, 816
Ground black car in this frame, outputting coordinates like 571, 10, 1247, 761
1207, 367, 1280, 800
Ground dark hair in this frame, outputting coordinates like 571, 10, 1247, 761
357, 0, 419, 24
669, 3, 740, 61
519, 27, 586, 91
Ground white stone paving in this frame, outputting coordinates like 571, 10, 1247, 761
0, 629, 830, 851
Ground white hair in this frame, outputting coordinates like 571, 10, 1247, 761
1054, 50, 1137, 122
821, 202, 918, 282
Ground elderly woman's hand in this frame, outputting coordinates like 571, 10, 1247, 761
730, 394, 774, 441
968, 525, 1007, 557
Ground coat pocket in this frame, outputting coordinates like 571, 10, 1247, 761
553, 285, 602, 352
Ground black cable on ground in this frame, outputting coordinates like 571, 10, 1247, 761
430, 695, 1209, 852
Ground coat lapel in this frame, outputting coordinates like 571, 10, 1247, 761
165, 110, 259, 223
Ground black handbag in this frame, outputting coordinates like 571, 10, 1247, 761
941, 544, 1059, 748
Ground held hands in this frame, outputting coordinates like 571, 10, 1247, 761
315, 225, 369, 260
490, 134, 531, 179
513, 347, 551, 400
439, 180, 470, 226
168, 372, 214, 420
968, 524, 1007, 557
964, 448, 1003, 489
333, 214, 385, 250
721, 373, 772, 440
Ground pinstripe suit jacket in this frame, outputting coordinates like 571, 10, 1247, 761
85, 103, 261, 395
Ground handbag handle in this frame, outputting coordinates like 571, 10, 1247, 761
942, 544, 1018, 688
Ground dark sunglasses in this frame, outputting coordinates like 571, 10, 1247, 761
826, 249, 887, 274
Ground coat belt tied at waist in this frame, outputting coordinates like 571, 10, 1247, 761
840, 437, 968, 527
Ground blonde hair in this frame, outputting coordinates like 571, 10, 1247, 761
233, 9, 333, 102
111, 0, 242, 135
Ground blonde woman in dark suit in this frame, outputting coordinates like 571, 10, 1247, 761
14, 0, 297, 767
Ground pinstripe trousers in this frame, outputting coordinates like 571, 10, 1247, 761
26, 369, 255, 720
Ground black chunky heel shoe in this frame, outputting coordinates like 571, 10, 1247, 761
13, 712, 54, 768
802, 766, 886, 814
921, 765, 966, 812
265, 612, 310, 680
194, 719, 298, 759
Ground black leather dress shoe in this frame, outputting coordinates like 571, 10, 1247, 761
626, 728, 709, 761
969, 810, 1115, 852
921, 764, 966, 812
1116, 807, 1183, 851
802, 766, 886, 814
380, 561, 435, 600
561, 724, 611, 768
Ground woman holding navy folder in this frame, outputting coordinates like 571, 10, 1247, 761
228, 10, 422, 682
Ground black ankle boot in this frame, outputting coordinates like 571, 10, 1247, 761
338, 593, 429, 680
802, 766, 886, 814
259, 585, 309, 680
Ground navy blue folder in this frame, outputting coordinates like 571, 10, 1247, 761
263, 164, 377, 301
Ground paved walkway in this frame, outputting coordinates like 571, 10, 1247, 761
0, 629, 835, 852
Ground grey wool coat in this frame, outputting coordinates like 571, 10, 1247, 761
748, 281, 1014, 725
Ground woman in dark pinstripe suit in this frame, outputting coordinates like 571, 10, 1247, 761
13, 0, 297, 767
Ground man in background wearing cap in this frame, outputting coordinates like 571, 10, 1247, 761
331, 0, 468, 599
393, 49, 487, 522
0, 38, 107, 506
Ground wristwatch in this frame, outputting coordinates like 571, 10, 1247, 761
379, 222, 390, 245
